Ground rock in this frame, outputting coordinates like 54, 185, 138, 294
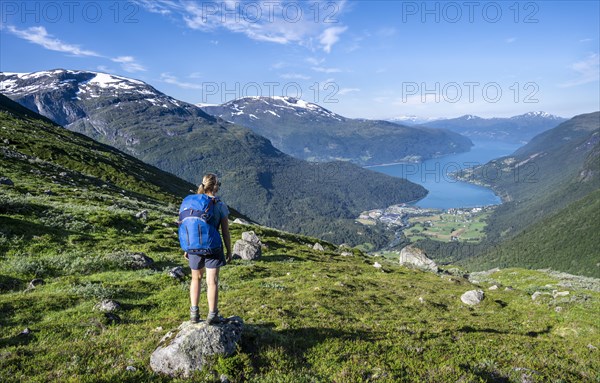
59, 172, 68, 177
461, 289, 484, 305
399, 245, 438, 273
28, 279, 44, 289
587, 344, 597, 351
552, 290, 570, 298
220, 374, 230, 383
531, 291, 546, 301
373, 262, 382, 269
0, 177, 14, 186
111, 252, 154, 269
233, 235, 262, 260
126, 366, 136, 372
233, 218, 250, 225
505, 286, 514, 291
94, 299, 121, 313
19, 328, 31, 336
241, 231, 261, 245
43, 190, 54, 196
169, 266, 185, 280
418, 297, 425, 304
135, 210, 148, 220
554, 306, 562, 313
340, 251, 352, 257
313, 242, 325, 251
488, 285, 499, 290
150, 317, 244, 377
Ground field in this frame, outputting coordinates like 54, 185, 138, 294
404, 209, 492, 243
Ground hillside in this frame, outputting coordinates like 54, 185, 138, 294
0, 70, 427, 245
202, 96, 473, 165
441, 112, 600, 276
418, 112, 566, 144
1, 96, 599, 381
461, 189, 600, 277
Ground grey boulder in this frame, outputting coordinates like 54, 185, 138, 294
233, 231, 262, 260
150, 317, 244, 377
461, 289, 485, 305
399, 245, 438, 273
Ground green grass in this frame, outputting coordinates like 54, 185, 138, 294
405, 210, 491, 243
1, 95, 599, 382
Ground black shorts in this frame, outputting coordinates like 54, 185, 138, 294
188, 249, 226, 270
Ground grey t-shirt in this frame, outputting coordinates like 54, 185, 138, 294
210, 198, 229, 228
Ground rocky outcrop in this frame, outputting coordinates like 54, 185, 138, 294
150, 317, 244, 377
233, 231, 262, 260
399, 245, 438, 273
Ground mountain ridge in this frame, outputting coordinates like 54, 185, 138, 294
0, 69, 426, 246
201, 96, 473, 165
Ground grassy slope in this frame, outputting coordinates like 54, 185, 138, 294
462, 189, 600, 277
1, 96, 599, 382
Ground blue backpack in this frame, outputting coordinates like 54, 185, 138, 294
178, 194, 222, 254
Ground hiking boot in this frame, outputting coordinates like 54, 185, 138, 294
190, 306, 199, 323
206, 311, 226, 325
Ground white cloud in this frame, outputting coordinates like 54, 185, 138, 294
189, 72, 203, 79
280, 73, 311, 80
137, 0, 348, 51
319, 26, 348, 53
505, 37, 517, 43
161, 73, 203, 89
112, 56, 146, 73
7, 25, 146, 73
306, 57, 324, 66
560, 53, 600, 87
311, 66, 342, 73
579, 38, 593, 43
6, 25, 100, 57
338, 88, 360, 95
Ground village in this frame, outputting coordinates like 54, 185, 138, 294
357, 204, 494, 243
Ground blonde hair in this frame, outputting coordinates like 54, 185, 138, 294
197, 173, 219, 194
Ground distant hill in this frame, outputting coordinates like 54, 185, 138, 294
455, 112, 600, 275
0, 70, 426, 245
417, 112, 566, 144
201, 96, 473, 165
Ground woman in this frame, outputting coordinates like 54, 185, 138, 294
185, 173, 232, 324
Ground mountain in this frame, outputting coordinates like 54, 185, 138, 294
456, 112, 600, 275
0, 70, 426, 245
201, 96, 473, 165
1, 93, 599, 381
419, 112, 567, 144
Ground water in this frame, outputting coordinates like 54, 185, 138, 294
368, 140, 523, 209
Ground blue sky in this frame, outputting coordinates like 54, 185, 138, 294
1, 0, 599, 119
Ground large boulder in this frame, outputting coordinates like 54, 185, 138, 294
150, 317, 244, 377
233, 231, 262, 260
461, 289, 485, 305
399, 245, 438, 273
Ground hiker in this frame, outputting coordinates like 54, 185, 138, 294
178, 173, 232, 324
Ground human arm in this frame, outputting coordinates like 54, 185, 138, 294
221, 217, 231, 262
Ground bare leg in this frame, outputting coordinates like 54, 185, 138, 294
190, 268, 204, 307
206, 267, 220, 313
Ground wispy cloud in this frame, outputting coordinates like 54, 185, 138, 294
505, 37, 517, 43
6, 25, 100, 57
560, 53, 600, 87
311, 66, 342, 73
137, 0, 348, 53
319, 26, 348, 53
6, 25, 146, 73
280, 73, 311, 80
580, 38, 593, 43
160, 73, 203, 89
112, 56, 146, 73
338, 88, 360, 95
